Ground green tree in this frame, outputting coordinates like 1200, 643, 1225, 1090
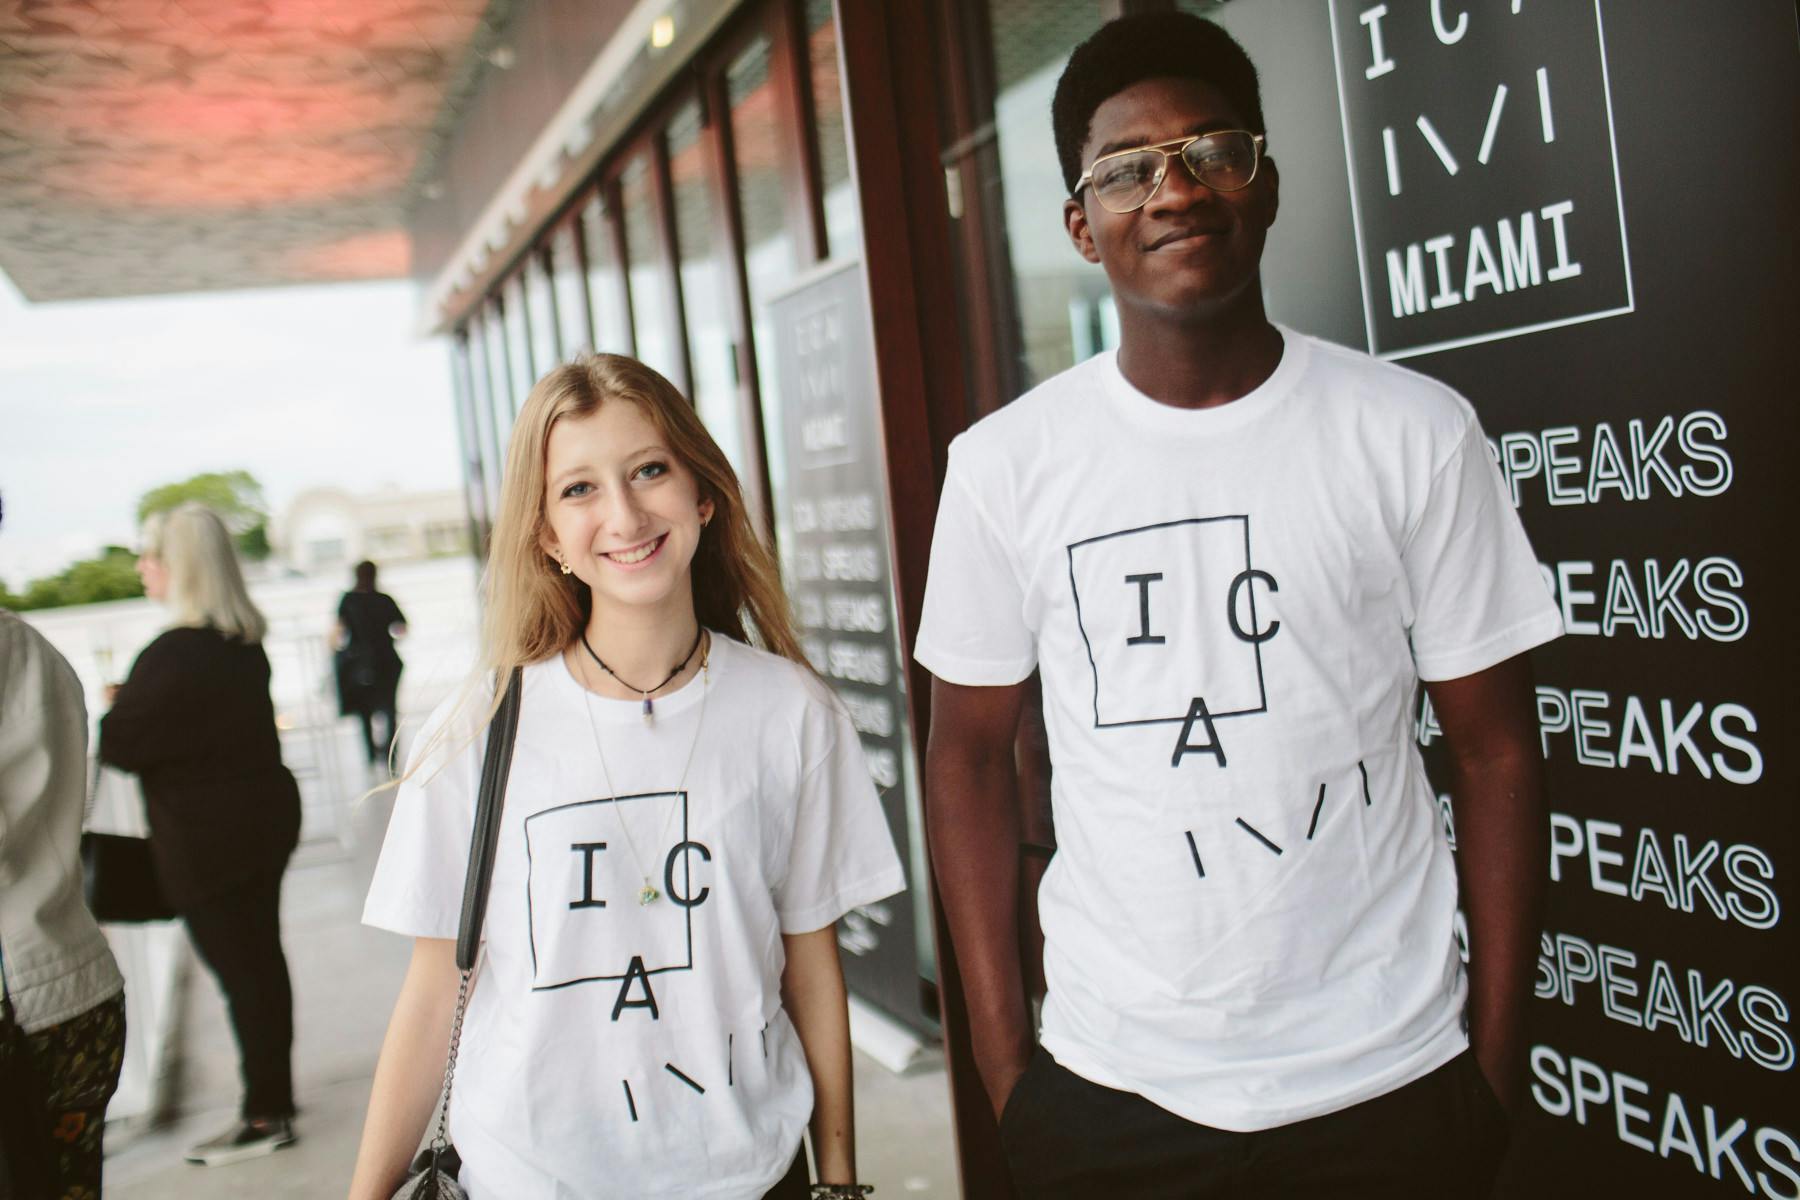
6, 546, 144, 611
137, 470, 271, 561
3, 471, 273, 612
236, 521, 271, 561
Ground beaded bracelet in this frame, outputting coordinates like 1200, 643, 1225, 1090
809, 1186, 874, 1199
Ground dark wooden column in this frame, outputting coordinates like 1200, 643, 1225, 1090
595, 177, 638, 356
646, 131, 694, 401
773, 0, 829, 267
934, 0, 1027, 419
834, 2, 1013, 1196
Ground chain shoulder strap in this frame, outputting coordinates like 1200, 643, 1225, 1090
429, 966, 475, 1156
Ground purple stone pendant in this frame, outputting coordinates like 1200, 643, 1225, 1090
642, 696, 654, 723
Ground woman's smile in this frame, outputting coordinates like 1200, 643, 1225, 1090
601, 533, 668, 568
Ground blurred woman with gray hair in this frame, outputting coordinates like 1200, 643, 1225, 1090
100, 502, 302, 1166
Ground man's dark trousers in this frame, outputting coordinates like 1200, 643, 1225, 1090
1000, 1046, 1510, 1198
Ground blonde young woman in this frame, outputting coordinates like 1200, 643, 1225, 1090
350, 355, 903, 1199
99, 503, 303, 1165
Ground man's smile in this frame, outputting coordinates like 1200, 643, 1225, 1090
1145, 224, 1230, 252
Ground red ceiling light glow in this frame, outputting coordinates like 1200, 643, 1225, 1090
0, 0, 490, 301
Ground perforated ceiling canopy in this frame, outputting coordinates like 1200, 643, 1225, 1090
0, 0, 498, 302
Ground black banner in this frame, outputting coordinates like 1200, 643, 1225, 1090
766, 259, 930, 1033
1312, 2, 1797, 1195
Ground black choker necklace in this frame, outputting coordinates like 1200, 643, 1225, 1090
580, 626, 705, 723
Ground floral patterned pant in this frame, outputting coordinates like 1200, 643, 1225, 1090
23, 993, 126, 1200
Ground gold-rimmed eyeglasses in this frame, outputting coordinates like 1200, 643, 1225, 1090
1074, 130, 1266, 214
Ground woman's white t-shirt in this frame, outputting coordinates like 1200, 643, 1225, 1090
364, 634, 906, 1198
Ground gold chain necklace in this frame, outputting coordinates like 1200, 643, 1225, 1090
576, 630, 711, 905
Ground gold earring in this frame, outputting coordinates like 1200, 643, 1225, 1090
558, 556, 572, 575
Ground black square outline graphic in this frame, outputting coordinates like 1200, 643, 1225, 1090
523, 790, 698, 993
1067, 515, 1269, 729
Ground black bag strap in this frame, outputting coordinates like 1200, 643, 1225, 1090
419, 666, 524, 1175
457, 666, 523, 972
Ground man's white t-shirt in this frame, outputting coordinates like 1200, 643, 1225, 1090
914, 329, 1561, 1132
365, 635, 905, 1198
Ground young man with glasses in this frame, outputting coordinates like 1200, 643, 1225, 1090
915, 13, 1561, 1197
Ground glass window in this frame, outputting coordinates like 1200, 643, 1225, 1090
484, 293, 513, 432
619, 151, 684, 387
667, 98, 746, 479
465, 308, 506, 521
503, 274, 536, 402
450, 330, 491, 545
551, 220, 592, 356
729, 31, 798, 539
805, 0, 859, 259
582, 189, 633, 355
977, 0, 1114, 391
526, 247, 560, 370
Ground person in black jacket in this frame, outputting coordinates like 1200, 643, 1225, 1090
100, 502, 302, 1167
333, 560, 406, 773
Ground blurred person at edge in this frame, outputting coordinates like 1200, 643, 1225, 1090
99, 502, 303, 1166
335, 559, 408, 774
0, 495, 127, 1200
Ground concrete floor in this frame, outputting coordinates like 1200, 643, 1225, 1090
100, 790, 960, 1199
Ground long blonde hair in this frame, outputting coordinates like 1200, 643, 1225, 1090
480, 352, 806, 704
142, 502, 267, 642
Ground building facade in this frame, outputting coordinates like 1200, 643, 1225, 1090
411, 3, 1797, 1196
276, 486, 472, 575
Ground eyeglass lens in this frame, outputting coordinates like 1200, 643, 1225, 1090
1091, 131, 1259, 213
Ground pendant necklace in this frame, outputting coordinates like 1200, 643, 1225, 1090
577, 629, 710, 906
581, 624, 704, 724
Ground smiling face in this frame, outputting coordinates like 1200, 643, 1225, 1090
1064, 76, 1278, 325
538, 400, 714, 623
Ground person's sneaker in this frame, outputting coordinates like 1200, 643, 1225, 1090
183, 1117, 297, 1166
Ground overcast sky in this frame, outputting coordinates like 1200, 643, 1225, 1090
0, 270, 463, 590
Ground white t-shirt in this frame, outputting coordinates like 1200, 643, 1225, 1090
364, 634, 905, 1198
914, 329, 1562, 1132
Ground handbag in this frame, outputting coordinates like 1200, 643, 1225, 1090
390, 667, 523, 1200
80, 764, 175, 924
81, 833, 174, 923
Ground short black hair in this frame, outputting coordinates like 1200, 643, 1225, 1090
354, 559, 377, 590
1052, 12, 1266, 195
